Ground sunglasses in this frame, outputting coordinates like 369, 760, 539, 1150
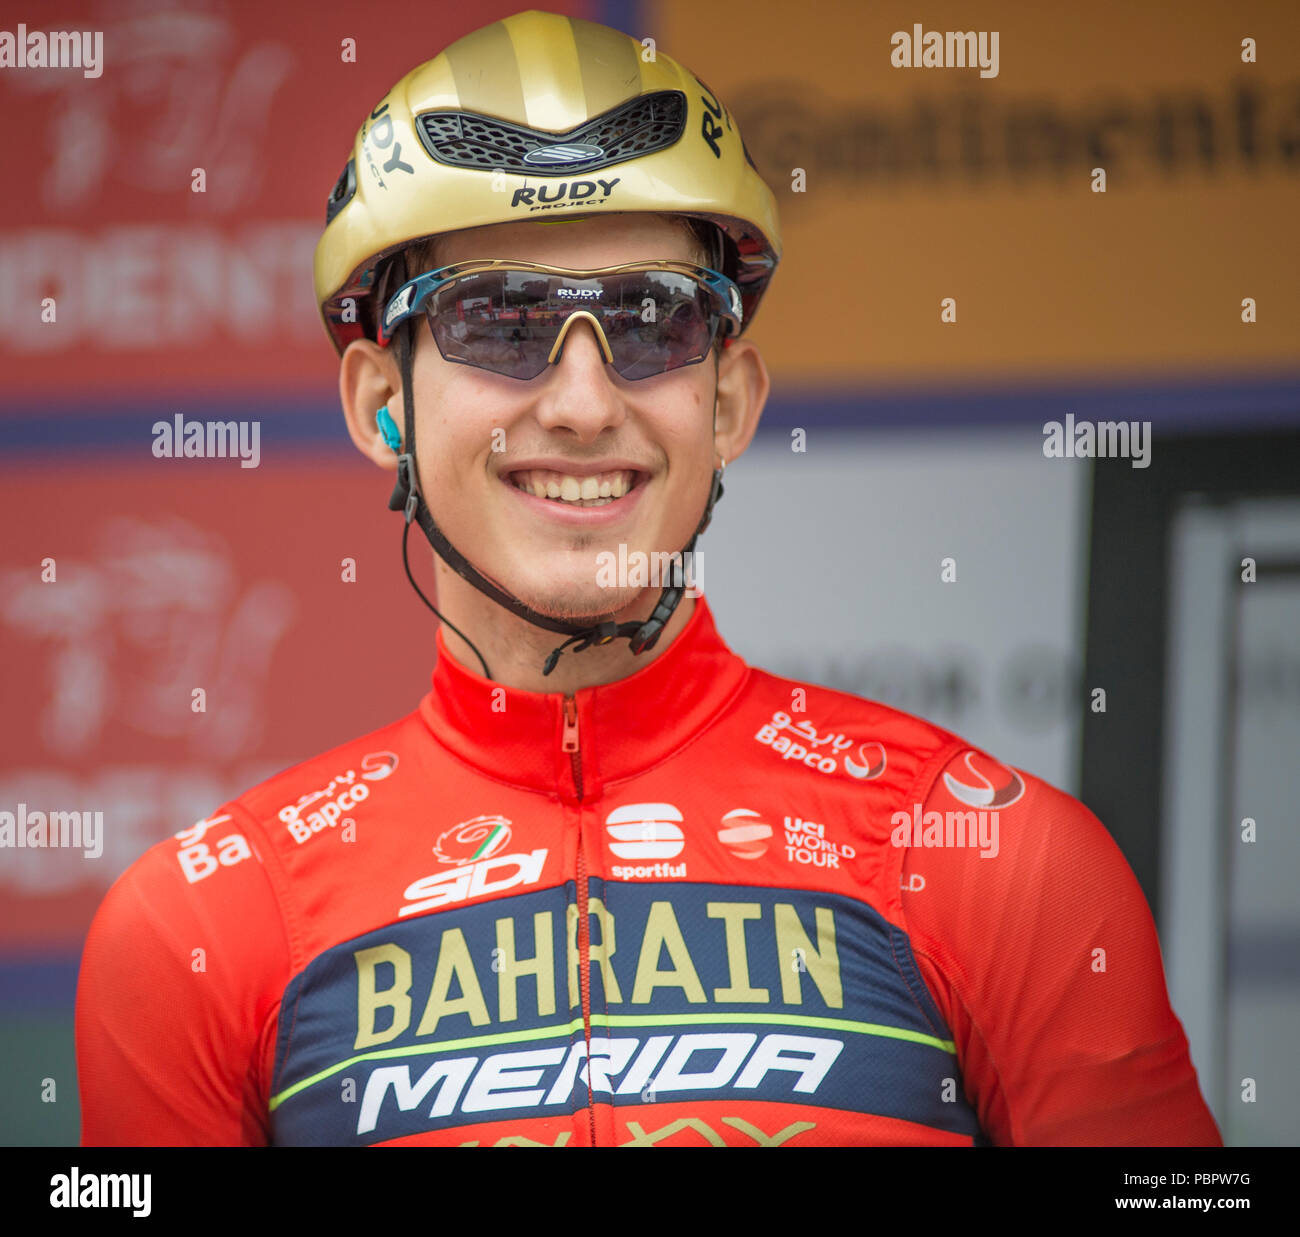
377, 260, 744, 381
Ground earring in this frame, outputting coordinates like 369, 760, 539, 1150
376, 405, 402, 453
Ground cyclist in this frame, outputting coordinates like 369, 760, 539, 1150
76, 9, 1220, 1147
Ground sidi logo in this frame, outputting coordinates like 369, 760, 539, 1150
399, 849, 548, 917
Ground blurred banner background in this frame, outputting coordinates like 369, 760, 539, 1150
1, 0, 1297, 1145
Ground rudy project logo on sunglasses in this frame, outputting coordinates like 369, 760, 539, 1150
555, 288, 601, 299
384, 285, 415, 329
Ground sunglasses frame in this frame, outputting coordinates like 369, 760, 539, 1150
376, 259, 744, 380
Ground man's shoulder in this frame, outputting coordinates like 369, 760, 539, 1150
740, 662, 973, 771
229, 708, 427, 845
736, 662, 1100, 831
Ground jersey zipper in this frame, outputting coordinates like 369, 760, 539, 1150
562, 694, 598, 1147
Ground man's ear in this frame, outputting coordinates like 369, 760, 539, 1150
339, 338, 404, 471
713, 338, 770, 466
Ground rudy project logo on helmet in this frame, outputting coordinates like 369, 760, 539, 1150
509, 177, 622, 212
434, 815, 514, 866
523, 143, 606, 166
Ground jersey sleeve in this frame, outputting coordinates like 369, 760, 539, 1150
899, 760, 1221, 1146
75, 811, 292, 1146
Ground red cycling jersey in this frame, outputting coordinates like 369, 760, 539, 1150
75, 596, 1220, 1147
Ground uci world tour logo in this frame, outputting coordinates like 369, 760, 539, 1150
434, 815, 513, 866
717, 808, 775, 860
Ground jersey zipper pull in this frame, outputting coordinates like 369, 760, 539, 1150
562, 695, 579, 753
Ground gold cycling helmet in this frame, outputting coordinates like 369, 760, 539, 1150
313, 7, 781, 355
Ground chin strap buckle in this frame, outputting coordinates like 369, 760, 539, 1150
388, 454, 421, 525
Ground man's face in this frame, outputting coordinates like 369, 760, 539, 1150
407, 214, 719, 622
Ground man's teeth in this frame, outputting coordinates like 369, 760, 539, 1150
511, 469, 636, 506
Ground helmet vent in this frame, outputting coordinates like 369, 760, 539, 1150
414, 90, 686, 175
325, 158, 357, 225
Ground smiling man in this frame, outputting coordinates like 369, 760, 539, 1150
76, 9, 1220, 1148
337, 210, 759, 689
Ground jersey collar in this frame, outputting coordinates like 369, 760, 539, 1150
419, 595, 750, 798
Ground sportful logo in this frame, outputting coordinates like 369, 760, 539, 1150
523, 142, 605, 166
607, 803, 687, 880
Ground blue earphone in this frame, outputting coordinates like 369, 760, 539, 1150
376, 406, 402, 453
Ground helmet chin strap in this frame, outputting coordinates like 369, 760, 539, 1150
386, 306, 726, 681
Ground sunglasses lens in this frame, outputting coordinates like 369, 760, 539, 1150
602, 283, 715, 380
428, 273, 552, 379
426, 269, 720, 380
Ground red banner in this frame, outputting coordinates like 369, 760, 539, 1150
0, 0, 585, 399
